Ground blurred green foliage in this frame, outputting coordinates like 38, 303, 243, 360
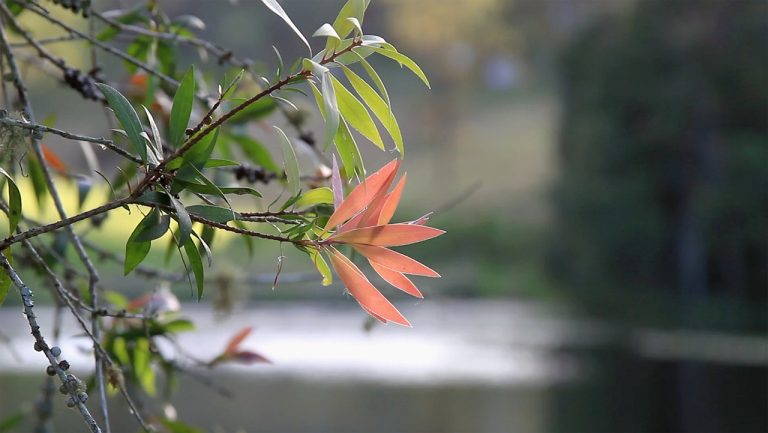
550, 0, 767, 331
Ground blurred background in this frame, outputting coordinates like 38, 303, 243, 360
0, 0, 766, 432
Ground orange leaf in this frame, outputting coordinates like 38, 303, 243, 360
42, 144, 68, 173
224, 327, 253, 356
377, 174, 407, 225
327, 247, 411, 327
328, 224, 445, 247
369, 261, 423, 298
324, 159, 400, 229
354, 244, 440, 277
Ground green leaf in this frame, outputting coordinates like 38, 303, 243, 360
308, 248, 332, 286
0, 250, 12, 308
313, 23, 340, 47
169, 66, 196, 148
295, 187, 333, 208
27, 155, 48, 207
125, 207, 171, 274
173, 178, 262, 198
340, 65, 403, 154
133, 212, 171, 242
327, 0, 369, 51
0, 168, 22, 233
133, 338, 156, 395
274, 126, 300, 196
160, 419, 206, 433
228, 134, 279, 173
183, 239, 205, 300
259, 0, 311, 54
227, 97, 277, 124
331, 75, 384, 150
96, 83, 148, 162
320, 72, 340, 150
309, 81, 362, 178
169, 196, 192, 245
167, 128, 219, 171
369, 47, 430, 88
186, 205, 239, 223
141, 105, 163, 163
204, 158, 240, 168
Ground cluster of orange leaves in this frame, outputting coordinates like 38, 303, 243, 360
314, 159, 444, 327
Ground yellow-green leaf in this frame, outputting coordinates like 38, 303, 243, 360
331, 75, 384, 150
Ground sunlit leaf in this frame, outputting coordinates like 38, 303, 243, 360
329, 223, 445, 246
369, 47, 430, 88
331, 75, 384, 150
327, 247, 410, 327
259, 0, 311, 54
369, 260, 422, 298
353, 244, 439, 277
325, 159, 399, 229
295, 187, 333, 209
308, 248, 332, 285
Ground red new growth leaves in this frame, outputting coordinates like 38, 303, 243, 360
209, 327, 271, 367
315, 159, 445, 327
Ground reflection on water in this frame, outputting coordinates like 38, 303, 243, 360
0, 301, 765, 432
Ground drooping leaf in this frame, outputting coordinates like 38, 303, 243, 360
353, 244, 439, 277
0, 168, 22, 233
259, 0, 311, 54
0, 250, 12, 307
141, 106, 163, 162
170, 195, 192, 245
96, 83, 148, 162
307, 248, 332, 286
327, 0, 369, 49
169, 66, 196, 148
369, 260, 422, 298
327, 247, 410, 327
183, 238, 205, 300
321, 72, 340, 150
331, 75, 384, 150
223, 327, 252, 356
133, 210, 171, 242
312, 23, 340, 44
274, 126, 300, 196
125, 221, 153, 275
369, 47, 430, 88
329, 223, 445, 246
340, 65, 403, 153
310, 81, 359, 177
331, 155, 343, 210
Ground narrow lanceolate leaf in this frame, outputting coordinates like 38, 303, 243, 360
331, 75, 385, 150
183, 239, 205, 300
170, 195, 193, 245
328, 0, 369, 49
331, 155, 343, 210
295, 187, 333, 209
142, 106, 163, 162
274, 126, 300, 196
340, 65, 403, 154
97, 83, 148, 162
0, 168, 22, 233
353, 244, 440, 277
0, 250, 13, 307
310, 81, 359, 177
223, 327, 253, 356
325, 159, 399, 229
308, 248, 332, 286
134, 211, 171, 242
125, 225, 152, 275
329, 224, 445, 247
229, 134, 279, 173
259, 0, 311, 54
321, 73, 340, 151
377, 174, 407, 225
369, 260, 422, 298
327, 247, 410, 327
186, 205, 238, 223
169, 66, 195, 148
369, 47, 430, 89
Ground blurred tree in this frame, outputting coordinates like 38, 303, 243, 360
551, 0, 767, 326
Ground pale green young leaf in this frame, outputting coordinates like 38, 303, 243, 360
313, 23, 340, 47
326, 0, 369, 52
259, 0, 311, 54
274, 126, 300, 196
370, 47, 430, 88
141, 105, 163, 161
321, 73, 340, 150
169, 66, 196, 148
96, 83, 148, 162
309, 82, 362, 178
295, 187, 334, 208
340, 65, 403, 154
308, 248, 332, 286
331, 75, 385, 150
